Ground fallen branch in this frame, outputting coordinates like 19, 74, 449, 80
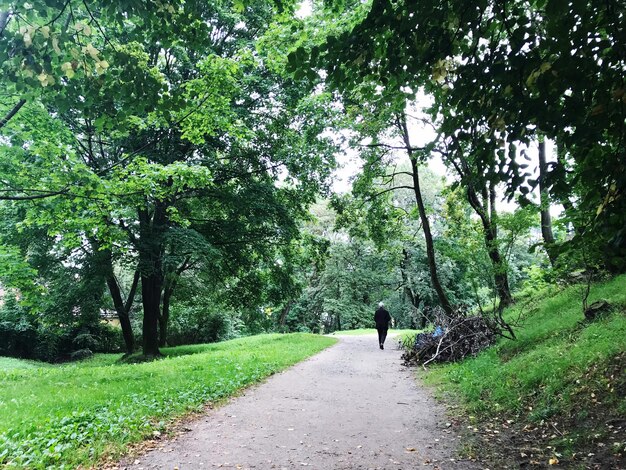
402, 314, 497, 366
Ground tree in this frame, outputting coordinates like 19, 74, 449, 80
537, 139, 557, 266
294, 0, 625, 273
1, 1, 339, 356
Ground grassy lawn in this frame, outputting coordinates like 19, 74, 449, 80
0, 333, 336, 469
0, 357, 54, 371
423, 274, 626, 462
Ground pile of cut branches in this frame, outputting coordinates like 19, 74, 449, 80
401, 315, 496, 366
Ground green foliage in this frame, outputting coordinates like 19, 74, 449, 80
167, 300, 241, 345
300, 0, 626, 272
287, 239, 396, 333
0, 292, 124, 361
0, 333, 336, 468
1, 0, 344, 356
439, 191, 542, 308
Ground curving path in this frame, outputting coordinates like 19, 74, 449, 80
121, 334, 481, 470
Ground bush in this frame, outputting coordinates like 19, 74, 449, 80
0, 319, 37, 358
94, 323, 124, 352
33, 325, 67, 362
70, 348, 94, 360
0, 295, 124, 361
167, 303, 239, 346
72, 332, 99, 351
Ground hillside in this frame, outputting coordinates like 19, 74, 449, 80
422, 274, 626, 468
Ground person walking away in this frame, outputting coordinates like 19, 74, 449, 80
374, 302, 392, 350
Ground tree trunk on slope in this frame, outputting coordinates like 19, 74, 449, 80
538, 140, 557, 265
466, 183, 513, 308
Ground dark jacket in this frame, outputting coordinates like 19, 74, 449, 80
374, 307, 391, 329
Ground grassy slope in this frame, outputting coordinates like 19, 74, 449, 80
0, 333, 337, 469
423, 274, 626, 465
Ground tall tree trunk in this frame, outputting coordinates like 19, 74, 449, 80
398, 115, 454, 316
554, 142, 580, 237
159, 282, 174, 347
538, 140, 557, 265
278, 301, 293, 327
400, 248, 422, 328
105, 270, 138, 354
466, 183, 513, 307
89, 241, 138, 354
158, 256, 190, 347
138, 204, 167, 357
141, 270, 163, 356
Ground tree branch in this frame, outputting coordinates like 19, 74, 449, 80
0, 10, 11, 37
359, 142, 426, 151
0, 99, 26, 129
365, 185, 416, 202
44, 0, 71, 27
124, 269, 140, 314
0, 188, 67, 200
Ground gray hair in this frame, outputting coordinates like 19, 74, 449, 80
378, 301, 384, 307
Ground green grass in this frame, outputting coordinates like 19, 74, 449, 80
423, 274, 626, 452
0, 333, 336, 469
0, 357, 54, 371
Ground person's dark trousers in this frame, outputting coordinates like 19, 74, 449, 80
377, 327, 388, 347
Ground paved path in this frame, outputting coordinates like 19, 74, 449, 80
121, 334, 480, 469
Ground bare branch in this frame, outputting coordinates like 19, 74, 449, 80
359, 142, 425, 152
44, 0, 71, 27
365, 185, 415, 202
0, 10, 11, 37
0, 188, 67, 200
81, 0, 118, 52
383, 171, 414, 179
0, 99, 26, 129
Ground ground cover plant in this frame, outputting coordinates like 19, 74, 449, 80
0, 333, 336, 469
422, 275, 626, 467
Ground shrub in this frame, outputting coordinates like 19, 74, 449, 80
0, 319, 37, 357
33, 325, 67, 362
94, 323, 124, 352
72, 332, 99, 351
0, 296, 124, 361
69, 348, 94, 360
167, 303, 239, 346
